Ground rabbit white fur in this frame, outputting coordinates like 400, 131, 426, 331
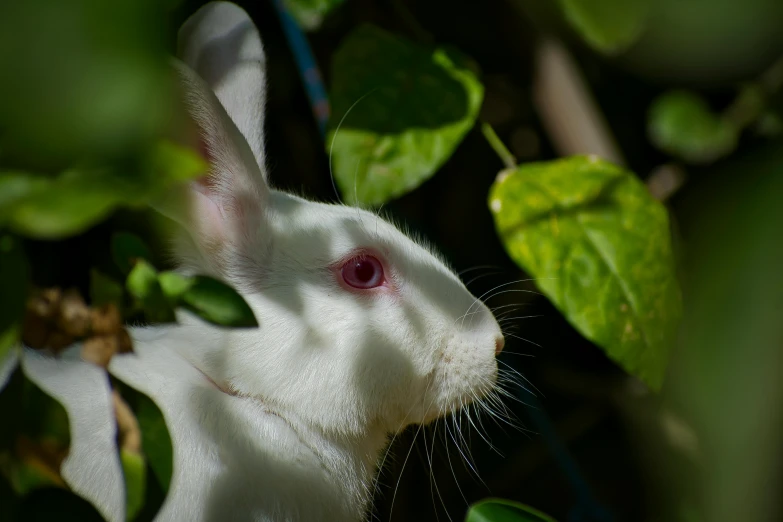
33, 2, 504, 521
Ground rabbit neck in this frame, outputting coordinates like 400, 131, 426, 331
122, 323, 390, 520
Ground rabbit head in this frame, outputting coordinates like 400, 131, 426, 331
160, 2, 504, 440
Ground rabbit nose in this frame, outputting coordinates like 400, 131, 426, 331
495, 336, 505, 355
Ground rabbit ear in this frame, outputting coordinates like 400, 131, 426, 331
177, 1, 267, 175
156, 60, 269, 278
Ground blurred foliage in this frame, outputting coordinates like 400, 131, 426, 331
0, 143, 206, 240
556, 0, 649, 54
0, 366, 70, 495
488, 157, 680, 390
283, 0, 345, 30
466, 499, 558, 521
119, 449, 145, 521
0, 0, 781, 521
0, 236, 29, 361
328, 24, 483, 206
648, 91, 739, 164
0, 0, 172, 167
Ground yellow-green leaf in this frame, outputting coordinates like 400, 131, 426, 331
126, 260, 175, 324
120, 449, 145, 521
489, 156, 681, 390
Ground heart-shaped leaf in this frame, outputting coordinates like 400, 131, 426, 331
489, 156, 681, 390
466, 498, 558, 522
648, 90, 739, 164
328, 25, 484, 206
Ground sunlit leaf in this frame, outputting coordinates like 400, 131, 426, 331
112, 232, 154, 275
158, 271, 193, 303
489, 156, 681, 390
283, 0, 345, 30
466, 498, 558, 522
0, 235, 28, 363
126, 260, 175, 324
648, 90, 738, 164
328, 25, 484, 206
120, 449, 145, 521
557, 0, 650, 54
178, 276, 258, 328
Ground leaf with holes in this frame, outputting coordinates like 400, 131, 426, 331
558, 0, 650, 54
489, 156, 681, 390
466, 498, 558, 522
328, 24, 484, 206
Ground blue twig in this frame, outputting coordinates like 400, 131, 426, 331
270, 0, 331, 138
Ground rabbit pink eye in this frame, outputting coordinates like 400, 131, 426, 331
341, 256, 384, 289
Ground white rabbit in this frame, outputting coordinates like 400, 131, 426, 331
13, 2, 505, 521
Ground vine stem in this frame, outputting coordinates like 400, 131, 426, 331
481, 122, 517, 170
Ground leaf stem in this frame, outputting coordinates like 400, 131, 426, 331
481, 122, 517, 169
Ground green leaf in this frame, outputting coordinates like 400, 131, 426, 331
0, 0, 171, 166
135, 392, 172, 493
158, 271, 194, 304
89, 269, 125, 308
0, 143, 206, 240
0, 366, 71, 496
126, 260, 176, 324
0, 173, 49, 223
328, 25, 484, 206
489, 156, 682, 390
112, 232, 154, 275
557, 0, 650, 54
120, 449, 146, 521
466, 498, 558, 522
178, 276, 258, 328
648, 90, 739, 164
143, 141, 208, 186
4, 168, 130, 238
0, 235, 29, 364
283, 0, 345, 30
669, 141, 783, 521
